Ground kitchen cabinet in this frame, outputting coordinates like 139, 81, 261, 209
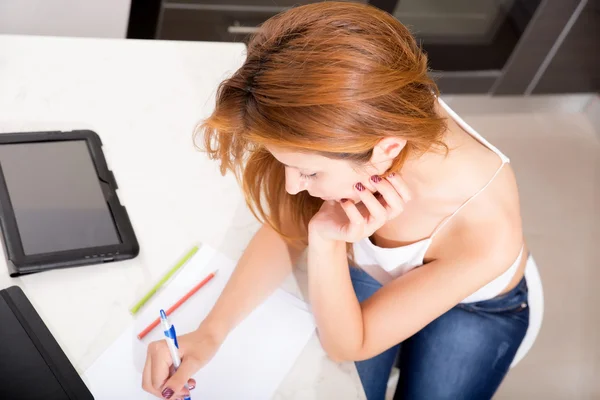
127, 0, 599, 95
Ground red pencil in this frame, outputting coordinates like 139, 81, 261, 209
137, 270, 218, 340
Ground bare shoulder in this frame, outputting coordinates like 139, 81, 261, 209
469, 161, 522, 223
430, 162, 524, 271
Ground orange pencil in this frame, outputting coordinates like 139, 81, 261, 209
137, 270, 218, 340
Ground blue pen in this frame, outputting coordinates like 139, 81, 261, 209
160, 309, 191, 400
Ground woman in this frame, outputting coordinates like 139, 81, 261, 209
142, 3, 530, 399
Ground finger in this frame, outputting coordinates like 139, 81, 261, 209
187, 378, 196, 391
354, 183, 387, 225
385, 172, 412, 201
340, 199, 365, 224
161, 359, 200, 398
340, 198, 365, 226
174, 386, 191, 398
149, 343, 171, 392
370, 175, 405, 216
142, 354, 160, 397
340, 199, 368, 241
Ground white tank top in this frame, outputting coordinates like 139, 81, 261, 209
352, 98, 524, 304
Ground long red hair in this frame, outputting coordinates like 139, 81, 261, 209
198, 2, 446, 247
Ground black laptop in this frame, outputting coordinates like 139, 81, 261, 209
0, 286, 94, 400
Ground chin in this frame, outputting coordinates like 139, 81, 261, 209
334, 197, 360, 204
318, 196, 337, 201
316, 195, 338, 201
316, 194, 359, 203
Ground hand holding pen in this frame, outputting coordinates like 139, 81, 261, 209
140, 268, 222, 399
141, 314, 224, 399
160, 310, 191, 400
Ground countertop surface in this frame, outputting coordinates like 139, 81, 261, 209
0, 34, 365, 399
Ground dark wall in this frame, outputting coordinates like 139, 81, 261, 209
533, 0, 600, 93
127, 0, 599, 94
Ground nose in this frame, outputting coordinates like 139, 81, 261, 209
285, 170, 307, 195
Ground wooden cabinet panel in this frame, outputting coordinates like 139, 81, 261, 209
159, 7, 280, 42
533, 0, 600, 93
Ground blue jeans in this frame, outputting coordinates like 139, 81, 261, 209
350, 267, 529, 400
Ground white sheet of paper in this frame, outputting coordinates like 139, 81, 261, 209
83, 245, 315, 399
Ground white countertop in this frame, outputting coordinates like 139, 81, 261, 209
0, 35, 365, 399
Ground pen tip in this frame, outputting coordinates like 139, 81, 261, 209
160, 309, 167, 319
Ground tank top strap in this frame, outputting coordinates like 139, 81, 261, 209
437, 98, 510, 164
430, 161, 508, 239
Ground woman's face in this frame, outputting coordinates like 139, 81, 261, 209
267, 142, 402, 202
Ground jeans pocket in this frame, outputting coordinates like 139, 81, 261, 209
461, 278, 529, 314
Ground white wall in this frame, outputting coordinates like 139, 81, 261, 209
0, 0, 131, 38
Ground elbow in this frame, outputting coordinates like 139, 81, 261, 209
322, 341, 399, 363
321, 342, 361, 363
318, 327, 369, 362
324, 348, 354, 363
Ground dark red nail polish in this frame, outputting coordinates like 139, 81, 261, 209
388, 172, 396, 177
370, 175, 382, 183
189, 384, 196, 390
355, 182, 365, 191
340, 198, 348, 203
162, 387, 174, 399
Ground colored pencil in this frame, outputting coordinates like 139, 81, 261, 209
137, 270, 217, 340
129, 245, 200, 315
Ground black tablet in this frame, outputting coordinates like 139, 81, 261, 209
0, 130, 139, 277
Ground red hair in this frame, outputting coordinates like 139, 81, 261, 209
198, 2, 446, 246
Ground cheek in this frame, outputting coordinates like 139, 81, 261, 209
318, 177, 360, 198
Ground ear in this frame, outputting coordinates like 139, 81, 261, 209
370, 137, 406, 166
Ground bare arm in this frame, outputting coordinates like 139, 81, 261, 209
305, 172, 522, 362
201, 223, 305, 341
143, 223, 305, 399
308, 213, 521, 362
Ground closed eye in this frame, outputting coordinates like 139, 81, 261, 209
300, 172, 318, 180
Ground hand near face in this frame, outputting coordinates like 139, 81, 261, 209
308, 173, 411, 243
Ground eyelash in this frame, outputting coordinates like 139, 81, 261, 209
300, 172, 318, 180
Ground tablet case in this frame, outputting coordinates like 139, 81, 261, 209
0, 130, 139, 277
0, 286, 94, 400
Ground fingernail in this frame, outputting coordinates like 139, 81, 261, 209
370, 175, 382, 183
340, 198, 348, 203
388, 172, 396, 177
354, 182, 365, 191
188, 384, 196, 390
161, 387, 174, 399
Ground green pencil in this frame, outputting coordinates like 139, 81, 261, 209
129, 245, 200, 315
